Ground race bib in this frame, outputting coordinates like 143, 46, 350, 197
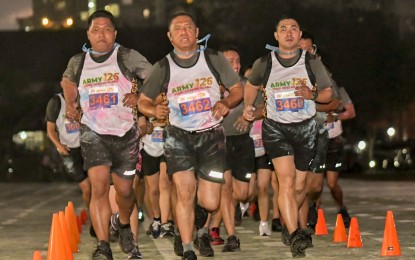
275, 91, 304, 112
178, 90, 212, 116
88, 86, 119, 110
151, 128, 164, 143
64, 120, 80, 134
251, 134, 263, 149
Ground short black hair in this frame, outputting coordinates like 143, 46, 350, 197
88, 10, 115, 28
301, 31, 314, 43
219, 45, 241, 56
275, 15, 301, 30
167, 11, 197, 30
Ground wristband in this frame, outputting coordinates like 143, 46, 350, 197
311, 91, 318, 101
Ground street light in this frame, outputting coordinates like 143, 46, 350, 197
41, 17, 49, 27
387, 127, 396, 138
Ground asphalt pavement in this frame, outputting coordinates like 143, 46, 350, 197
0, 173, 414, 259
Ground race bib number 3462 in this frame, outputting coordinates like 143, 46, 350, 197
178, 91, 212, 116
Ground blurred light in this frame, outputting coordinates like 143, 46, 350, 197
369, 160, 376, 168
382, 159, 388, 169
24, 26, 31, 32
19, 131, 27, 140
42, 17, 49, 27
402, 148, 408, 154
394, 161, 400, 168
358, 140, 366, 151
143, 8, 150, 19
64, 18, 73, 28
187, 0, 194, 4
387, 127, 396, 137
88, 1, 95, 8
105, 5, 110, 11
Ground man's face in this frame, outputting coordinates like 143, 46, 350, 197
299, 38, 315, 54
167, 15, 198, 51
274, 19, 302, 51
223, 50, 241, 74
87, 17, 117, 53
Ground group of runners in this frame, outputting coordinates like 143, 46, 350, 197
45, 8, 355, 260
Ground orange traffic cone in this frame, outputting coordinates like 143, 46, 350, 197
347, 217, 363, 248
315, 208, 328, 235
333, 213, 347, 242
47, 213, 69, 260
59, 211, 74, 259
381, 211, 401, 256
77, 215, 82, 233
80, 208, 88, 225
32, 250, 42, 260
65, 206, 79, 252
66, 202, 80, 243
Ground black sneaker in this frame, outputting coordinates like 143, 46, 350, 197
307, 203, 318, 232
281, 225, 290, 246
92, 240, 113, 260
109, 214, 119, 243
149, 220, 161, 238
117, 221, 136, 253
272, 218, 283, 232
222, 235, 241, 252
160, 222, 175, 238
182, 250, 197, 260
195, 204, 208, 229
90, 224, 97, 238
195, 233, 214, 257
290, 229, 308, 258
302, 229, 313, 249
174, 234, 184, 256
234, 204, 242, 226
338, 206, 351, 228
127, 245, 143, 259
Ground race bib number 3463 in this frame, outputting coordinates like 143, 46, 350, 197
275, 91, 304, 112
178, 91, 212, 116
88, 86, 119, 110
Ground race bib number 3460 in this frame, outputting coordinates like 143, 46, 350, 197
275, 91, 304, 112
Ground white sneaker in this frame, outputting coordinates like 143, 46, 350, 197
240, 202, 249, 217
259, 222, 272, 236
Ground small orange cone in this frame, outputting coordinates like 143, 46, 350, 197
80, 208, 88, 225
347, 217, 363, 248
47, 213, 68, 260
59, 211, 74, 259
32, 250, 42, 260
381, 211, 401, 256
66, 202, 80, 243
333, 213, 347, 243
65, 206, 79, 252
315, 208, 328, 235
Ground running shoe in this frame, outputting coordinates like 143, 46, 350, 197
117, 221, 136, 253
338, 206, 351, 228
289, 229, 308, 258
92, 240, 113, 260
234, 204, 242, 226
195, 204, 208, 229
149, 220, 161, 238
194, 233, 214, 257
160, 222, 175, 238
138, 208, 144, 223
174, 234, 184, 256
240, 202, 250, 217
281, 225, 290, 246
259, 222, 272, 236
127, 245, 143, 259
109, 213, 119, 243
222, 235, 241, 252
182, 250, 197, 260
209, 227, 224, 245
272, 218, 283, 232
307, 203, 318, 232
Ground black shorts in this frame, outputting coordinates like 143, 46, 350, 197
60, 147, 88, 183
225, 133, 254, 182
309, 125, 329, 173
140, 148, 166, 176
326, 136, 344, 171
254, 154, 274, 171
262, 118, 317, 171
164, 125, 226, 183
80, 124, 140, 180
